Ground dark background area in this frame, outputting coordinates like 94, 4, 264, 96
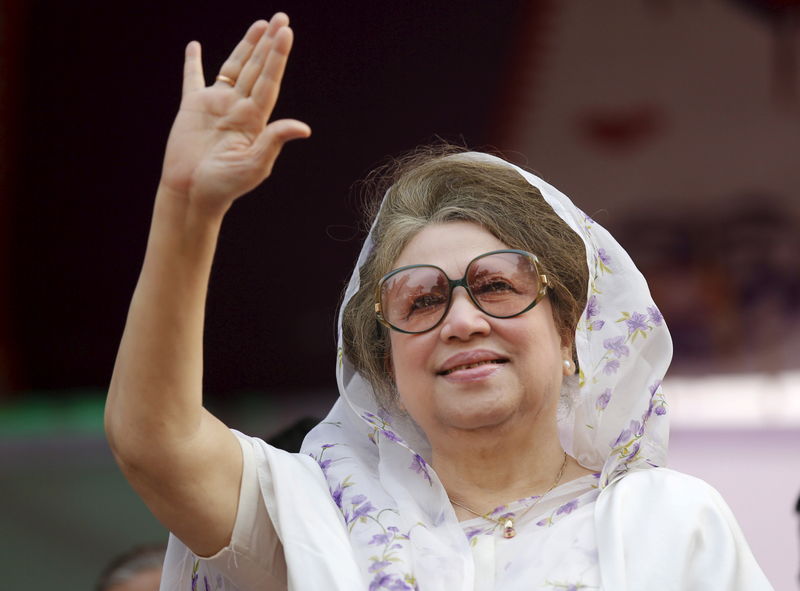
2, 0, 527, 399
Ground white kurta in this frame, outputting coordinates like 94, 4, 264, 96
159, 433, 772, 590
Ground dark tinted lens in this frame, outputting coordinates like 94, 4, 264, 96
467, 252, 539, 317
380, 266, 449, 332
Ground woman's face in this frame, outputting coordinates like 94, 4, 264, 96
388, 221, 571, 442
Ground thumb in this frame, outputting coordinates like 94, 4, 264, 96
252, 118, 312, 174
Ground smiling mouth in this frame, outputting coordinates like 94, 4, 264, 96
438, 359, 508, 376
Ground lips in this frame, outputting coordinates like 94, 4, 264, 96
437, 350, 509, 376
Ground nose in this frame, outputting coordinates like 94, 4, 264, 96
438, 287, 491, 341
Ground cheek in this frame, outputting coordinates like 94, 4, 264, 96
388, 337, 415, 388
514, 323, 564, 378
391, 358, 419, 388
389, 334, 434, 411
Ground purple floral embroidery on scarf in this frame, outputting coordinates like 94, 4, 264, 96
189, 561, 222, 591
603, 336, 630, 358
488, 504, 508, 517
589, 319, 605, 331
370, 533, 393, 545
347, 495, 376, 524
409, 453, 433, 485
616, 310, 660, 341
610, 417, 648, 466
612, 419, 642, 448
332, 483, 345, 509
647, 305, 664, 326
556, 499, 579, 515
309, 443, 346, 480
535, 494, 591, 529
594, 247, 613, 275
602, 360, 620, 375
586, 296, 606, 331
596, 388, 612, 410
369, 573, 392, 590
625, 441, 641, 461
624, 311, 649, 335
363, 524, 422, 590
586, 295, 599, 319
609, 379, 668, 470
649, 379, 667, 416
634, 419, 645, 436
381, 429, 402, 442
362, 411, 407, 447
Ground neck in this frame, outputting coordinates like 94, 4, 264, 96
431, 415, 566, 512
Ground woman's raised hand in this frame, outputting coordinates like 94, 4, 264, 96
159, 14, 310, 216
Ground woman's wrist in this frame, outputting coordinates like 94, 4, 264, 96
152, 183, 231, 240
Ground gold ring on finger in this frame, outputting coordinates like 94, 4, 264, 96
215, 74, 236, 86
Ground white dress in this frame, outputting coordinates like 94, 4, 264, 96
160, 433, 771, 590
160, 152, 774, 590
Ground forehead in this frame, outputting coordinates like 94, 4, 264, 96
392, 222, 510, 273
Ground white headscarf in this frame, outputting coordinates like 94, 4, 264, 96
300, 152, 673, 590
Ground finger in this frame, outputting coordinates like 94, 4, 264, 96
250, 27, 293, 114
235, 13, 289, 96
265, 12, 290, 36
182, 41, 205, 96
252, 118, 311, 175
216, 20, 269, 87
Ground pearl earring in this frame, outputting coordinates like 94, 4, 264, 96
563, 359, 571, 369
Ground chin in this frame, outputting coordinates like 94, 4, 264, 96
437, 399, 520, 432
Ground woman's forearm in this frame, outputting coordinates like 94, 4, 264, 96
105, 185, 225, 462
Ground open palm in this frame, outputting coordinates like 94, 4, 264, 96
160, 15, 310, 214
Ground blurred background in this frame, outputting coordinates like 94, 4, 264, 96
1, 0, 799, 588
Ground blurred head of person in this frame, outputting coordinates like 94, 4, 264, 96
96, 544, 165, 591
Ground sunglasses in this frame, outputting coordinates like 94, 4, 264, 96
375, 249, 550, 334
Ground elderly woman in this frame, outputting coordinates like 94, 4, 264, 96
105, 14, 773, 590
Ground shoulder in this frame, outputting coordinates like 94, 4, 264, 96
603, 467, 724, 508
597, 467, 738, 540
608, 466, 721, 498
595, 468, 773, 589
595, 468, 749, 552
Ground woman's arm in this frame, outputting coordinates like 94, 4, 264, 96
104, 14, 310, 558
